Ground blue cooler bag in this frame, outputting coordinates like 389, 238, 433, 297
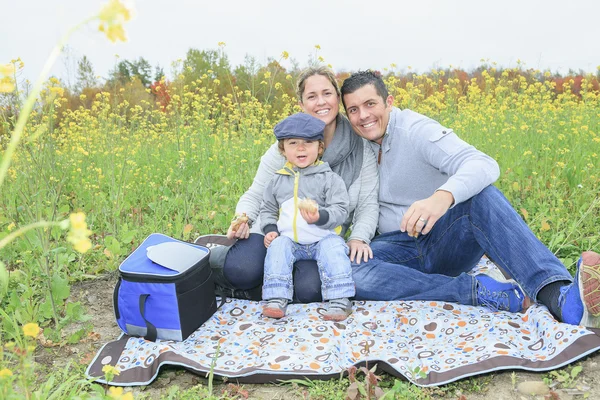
113, 233, 216, 341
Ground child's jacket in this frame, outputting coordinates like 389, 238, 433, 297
260, 161, 349, 245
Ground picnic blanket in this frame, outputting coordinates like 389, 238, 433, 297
86, 261, 600, 387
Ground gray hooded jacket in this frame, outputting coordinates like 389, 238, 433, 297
260, 161, 349, 245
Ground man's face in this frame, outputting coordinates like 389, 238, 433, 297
343, 84, 393, 144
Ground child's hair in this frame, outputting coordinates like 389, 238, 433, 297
278, 139, 325, 159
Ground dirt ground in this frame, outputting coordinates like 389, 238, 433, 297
39, 274, 600, 400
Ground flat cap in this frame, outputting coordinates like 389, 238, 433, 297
274, 113, 325, 141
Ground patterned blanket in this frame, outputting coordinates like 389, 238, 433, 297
86, 262, 600, 387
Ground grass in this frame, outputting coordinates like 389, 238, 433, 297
1, 25, 599, 398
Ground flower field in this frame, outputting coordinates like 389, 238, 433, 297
0, 2, 599, 398
1, 60, 599, 398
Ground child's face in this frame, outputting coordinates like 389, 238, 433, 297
282, 138, 320, 168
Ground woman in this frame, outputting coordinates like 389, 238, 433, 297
200, 66, 379, 302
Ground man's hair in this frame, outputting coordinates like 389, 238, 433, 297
340, 70, 389, 109
296, 66, 341, 101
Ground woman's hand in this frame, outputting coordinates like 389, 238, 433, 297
264, 232, 279, 247
348, 239, 373, 264
227, 221, 250, 240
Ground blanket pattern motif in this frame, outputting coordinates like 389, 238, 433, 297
87, 260, 600, 386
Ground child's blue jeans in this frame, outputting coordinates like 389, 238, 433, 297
263, 234, 355, 301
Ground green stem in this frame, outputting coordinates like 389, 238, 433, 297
0, 16, 95, 189
0, 220, 65, 250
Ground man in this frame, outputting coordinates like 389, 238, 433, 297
340, 70, 600, 326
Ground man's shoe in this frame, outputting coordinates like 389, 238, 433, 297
475, 275, 526, 313
194, 234, 236, 249
560, 251, 600, 327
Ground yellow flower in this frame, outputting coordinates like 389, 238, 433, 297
100, 24, 127, 43
0, 63, 15, 76
103, 365, 121, 376
98, 0, 132, 43
69, 212, 87, 230
7, 222, 15, 231
0, 368, 13, 378
217, 41, 226, 47
108, 386, 133, 399
0, 77, 15, 93
314, 44, 321, 50
23, 323, 40, 338
67, 212, 93, 253
281, 51, 289, 60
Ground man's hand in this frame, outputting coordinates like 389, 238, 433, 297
401, 190, 454, 237
299, 208, 319, 224
264, 231, 279, 247
348, 239, 373, 264
227, 221, 250, 240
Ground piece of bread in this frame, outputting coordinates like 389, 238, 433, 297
230, 213, 249, 231
298, 198, 318, 213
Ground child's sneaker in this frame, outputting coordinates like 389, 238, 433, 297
560, 251, 600, 327
475, 275, 527, 313
262, 298, 288, 319
323, 298, 352, 321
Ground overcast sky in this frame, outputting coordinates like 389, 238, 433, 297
2, 0, 599, 86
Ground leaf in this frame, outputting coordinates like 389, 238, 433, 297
571, 365, 583, 378
67, 328, 86, 344
541, 220, 551, 232
0, 261, 8, 302
121, 229, 137, 244
103, 248, 113, 259
105, 236, 123, 256
374, 387, 385, 399
51, 273, 70, 302
66, 301, 90, 322
49, 247, 67, 254
346, 382, 359, 400
183, 224, 193, 235
520, 208, 529, 221
39, 299, 54, 319
356, 382, 368, 396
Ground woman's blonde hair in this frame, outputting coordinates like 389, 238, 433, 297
296, 66, 341, 102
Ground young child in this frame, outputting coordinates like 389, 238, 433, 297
260, 113, 355, 321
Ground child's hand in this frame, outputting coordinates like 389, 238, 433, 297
299, 208, 319, 224
264, 232, 279, 247
298, 198, 319, 223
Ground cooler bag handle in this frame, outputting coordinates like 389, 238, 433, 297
139, 294, 158, 342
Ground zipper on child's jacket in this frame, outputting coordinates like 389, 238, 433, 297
292, 169, 300, 242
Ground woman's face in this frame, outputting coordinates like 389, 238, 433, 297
300, 74, 340, 127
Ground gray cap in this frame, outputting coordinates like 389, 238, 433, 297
274, 113, 325, 141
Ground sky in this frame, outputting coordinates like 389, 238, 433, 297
1, 0, 599, 86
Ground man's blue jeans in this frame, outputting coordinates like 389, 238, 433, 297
263, 234, 355, 301
352, 186, 572, 304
